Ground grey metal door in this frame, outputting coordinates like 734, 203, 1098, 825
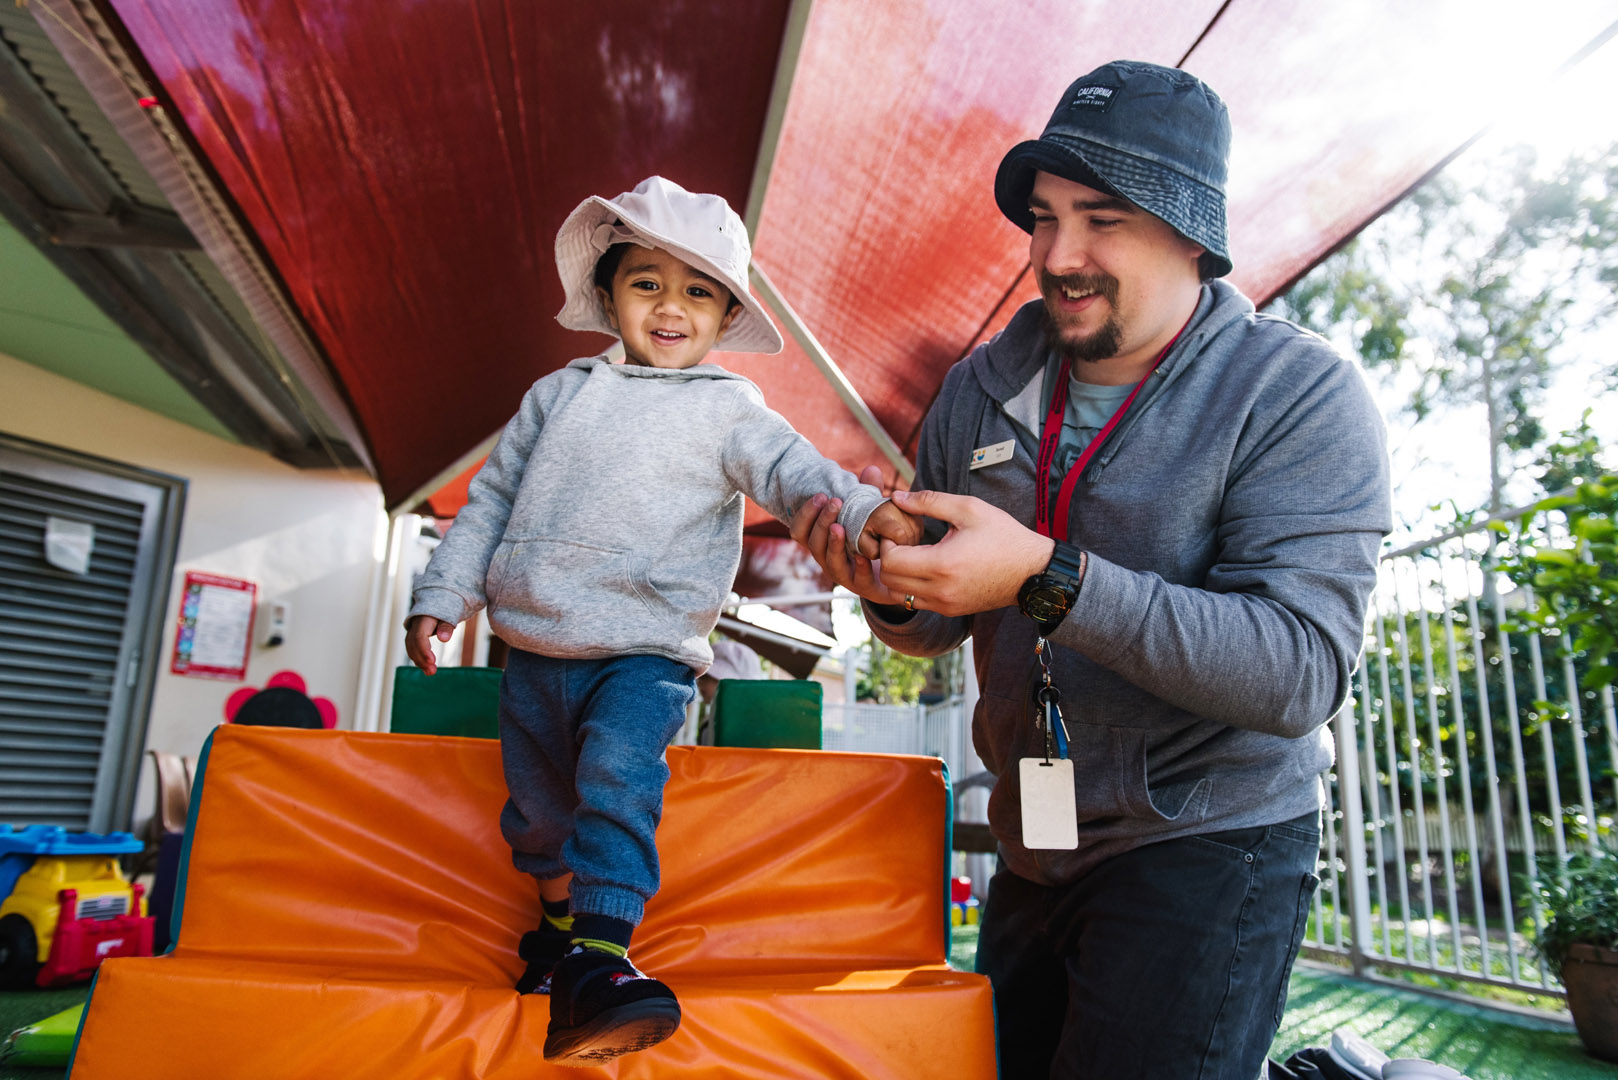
0, 435, 183, 831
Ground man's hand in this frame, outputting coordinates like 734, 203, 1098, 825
404, 614, 457, 675
853, 500, 924, 558
876, 489, 1055, 616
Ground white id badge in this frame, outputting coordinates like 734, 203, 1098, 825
969, 440, 1014, 470
1019, 758, 1079, 849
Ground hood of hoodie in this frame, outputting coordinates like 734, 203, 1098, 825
969, 279, 1257, 416
565, 353, 762, 388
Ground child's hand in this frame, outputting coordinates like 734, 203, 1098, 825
404, 615, 457, 675
854, 501, 924, 559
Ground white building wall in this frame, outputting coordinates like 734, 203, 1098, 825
1, 352, 385, 828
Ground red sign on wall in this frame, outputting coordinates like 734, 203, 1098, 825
170, 571, 257, 681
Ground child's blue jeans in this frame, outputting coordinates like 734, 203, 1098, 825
497, 649, 696, 926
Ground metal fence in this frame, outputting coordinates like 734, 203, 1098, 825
822, 698, 970, 778
1308, 507, 1618, 996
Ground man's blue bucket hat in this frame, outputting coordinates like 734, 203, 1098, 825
995, 60, 1233, 279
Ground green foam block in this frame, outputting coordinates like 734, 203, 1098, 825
2, 1002, 83, 1067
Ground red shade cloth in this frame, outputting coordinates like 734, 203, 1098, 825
107, 0, 793, 506
101, 0, 1618, 513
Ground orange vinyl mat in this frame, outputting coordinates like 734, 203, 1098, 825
69, 726, 996, 1078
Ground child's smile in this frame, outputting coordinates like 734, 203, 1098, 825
597, 246, 740, 369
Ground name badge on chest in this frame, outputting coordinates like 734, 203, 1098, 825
970, 440, 1014, 470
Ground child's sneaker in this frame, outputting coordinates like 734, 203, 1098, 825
514, 925, 573, 995
542, 947, 681, 1065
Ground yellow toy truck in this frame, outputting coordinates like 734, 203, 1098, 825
0, 826, 152, 988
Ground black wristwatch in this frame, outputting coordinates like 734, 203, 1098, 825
1017, 542, 1086, 635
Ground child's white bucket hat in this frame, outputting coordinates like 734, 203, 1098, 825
554, 176, 784, 355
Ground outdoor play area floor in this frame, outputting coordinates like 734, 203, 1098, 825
2, 959, 1614, 1078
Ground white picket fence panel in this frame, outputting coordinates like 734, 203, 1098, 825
822, 698, 970, 779
1309, 507, 1617, 997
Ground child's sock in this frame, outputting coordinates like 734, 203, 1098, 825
541, 894, 573, 933
570, 914, 633, 958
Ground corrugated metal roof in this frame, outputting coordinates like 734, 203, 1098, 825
0, 3, 167, 210
1, 2, 359, 458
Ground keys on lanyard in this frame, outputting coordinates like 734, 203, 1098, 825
1020, 635, 1079, 850
1034, 637, 1069, 761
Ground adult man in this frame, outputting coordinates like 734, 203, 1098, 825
792, 61, 1390, 1078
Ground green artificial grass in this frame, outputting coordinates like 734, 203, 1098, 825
948, 922, 980, 971
953, 929, 1610, 1080
1275, 962, 1616, 1080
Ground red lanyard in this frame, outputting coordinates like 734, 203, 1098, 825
1033, 323, 1188, 541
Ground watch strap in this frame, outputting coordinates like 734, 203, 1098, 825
1045, 541, 1086, 589
1018, 542, 1086, 635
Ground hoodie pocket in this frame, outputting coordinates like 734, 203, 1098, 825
972, 689, 1028, 778
976, 681, 1211, 827
626, 554, 690, 630
1068, 725, 1211, 825
485, 541, 518, 605
489, 538, 670, 646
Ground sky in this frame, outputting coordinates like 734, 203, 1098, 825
1356, 33, 1618, 545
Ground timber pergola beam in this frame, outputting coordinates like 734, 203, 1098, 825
749, 262, 915, 485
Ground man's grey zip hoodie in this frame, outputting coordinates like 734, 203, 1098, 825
407, 356, 886, 674
870, 281, 1392, 886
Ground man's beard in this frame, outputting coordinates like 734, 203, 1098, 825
1039, 269, 1122, 363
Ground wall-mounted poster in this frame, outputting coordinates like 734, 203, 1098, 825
171, 571, 257, 681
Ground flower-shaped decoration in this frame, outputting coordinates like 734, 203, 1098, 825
223, 670, 338, 730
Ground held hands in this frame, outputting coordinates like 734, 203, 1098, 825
854, 500, 924, 559
404, 615, 457, 675
789, 469, 907, 608
877, 489, 1053, 617
787, 470, 1055, 617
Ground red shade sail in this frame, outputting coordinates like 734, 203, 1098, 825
107, 0, 792, 506
100, 0, 1618, 515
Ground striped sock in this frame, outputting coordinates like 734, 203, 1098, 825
540, 893, 572, 932
570, 937, 627, 958
570, 913, 634, 955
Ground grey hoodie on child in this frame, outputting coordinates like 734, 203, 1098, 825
406, 356, 885, 674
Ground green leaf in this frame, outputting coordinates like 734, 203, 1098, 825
1572, 518, 1615, 542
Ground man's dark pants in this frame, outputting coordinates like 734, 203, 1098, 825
975, 812, 1320, 1079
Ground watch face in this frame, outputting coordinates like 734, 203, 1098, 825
1024, 585, 1070, 622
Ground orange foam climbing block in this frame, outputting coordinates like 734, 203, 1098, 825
69, 726, 995, 1078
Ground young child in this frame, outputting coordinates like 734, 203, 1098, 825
403, 176, 919, 1066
